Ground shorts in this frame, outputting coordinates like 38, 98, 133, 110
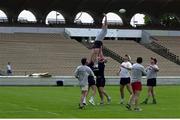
93, 41, 103, 49
147, 78, 156, 87
7, 70, 12, 74
96, 77, 105, 87
88, 76, 96, 86
120, 77, 131, 85
131, 81, 142, 93
80, 85, 88, 91
93, 68, 99, 77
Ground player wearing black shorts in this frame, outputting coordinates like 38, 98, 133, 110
96, 57, 111, 105
90, 14, 107, 65
84, 61, 97, 106
142, 57, 159, 104
119, 55, 133, 104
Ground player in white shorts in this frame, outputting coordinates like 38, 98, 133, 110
75, 58, 95, 109
119, 54, 133, 104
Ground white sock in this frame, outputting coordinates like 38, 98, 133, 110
90, 96, 94, 101
83, 97, 86, 104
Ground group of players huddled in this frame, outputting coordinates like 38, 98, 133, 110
74, 14, 159, 111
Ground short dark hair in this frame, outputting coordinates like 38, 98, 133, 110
151, 57, 157, 64
81, 57, 87, 65
137, 57, 143, 64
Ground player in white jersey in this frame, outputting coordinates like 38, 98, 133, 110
119, 55, 133, 104
74, 58, 95, 109
90, 13, 108, 65
142, 57, 159, 104
7, 62, 12, 76
126, 57, 147, 111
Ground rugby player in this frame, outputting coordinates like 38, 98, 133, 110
142, 57, 159, 104
74, 58, 95, 109
119, 54, 133, 104
90, 13, 108, 65
126, 57, 146, 111
96, 57, 111, 105
86, 61, 97, 106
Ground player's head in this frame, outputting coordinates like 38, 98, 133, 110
150, 57, 157, 64
81, 57, 87, 65
124, 54, 131, 61
137, 57, 143, 64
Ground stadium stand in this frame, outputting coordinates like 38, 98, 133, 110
103, 40, 180, 76
155, 36, 180, 57
0, 33, 119, 76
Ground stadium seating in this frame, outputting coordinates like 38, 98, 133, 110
104, 40, 180, 76
155, 36, 180, 57
0, 33, 119, 76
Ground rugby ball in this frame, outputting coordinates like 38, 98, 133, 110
119, 9, 126, 14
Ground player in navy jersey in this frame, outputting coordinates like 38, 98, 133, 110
96, 57, 111, 105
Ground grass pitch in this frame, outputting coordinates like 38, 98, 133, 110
0, 86, 179, 118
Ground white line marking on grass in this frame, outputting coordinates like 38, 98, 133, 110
46, 111, 59, 115
25, 106, 39, 111
0, 102, 60, 115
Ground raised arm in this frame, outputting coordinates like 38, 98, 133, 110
141, 66, 147, 76
95, 14, 108, 41
102, 13, 108, 29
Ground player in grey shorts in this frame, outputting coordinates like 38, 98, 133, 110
142, 57, 159, 104
74, 57, 95, 109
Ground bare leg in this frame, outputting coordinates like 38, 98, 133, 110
126, 83, 133, 95
120, 85, 125, 103
134, 91, 141, 109
98, 87, 104, 103
90, 48, 100, 64
99, 46, 104, 59
91, 85, 97, 97
80, 91, 88, 107
142, 86, 152, 104
151, 87, 157, 104
88, 85, 96, 105
100, 87, 111, 104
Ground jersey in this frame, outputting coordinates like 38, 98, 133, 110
119, 61, 132, 78
74, 65, 94, 87
95, 27, 107, 41
146, 64, 159, 79
131, 63, 147, 83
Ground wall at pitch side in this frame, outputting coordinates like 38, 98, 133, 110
0, 27, 64, 33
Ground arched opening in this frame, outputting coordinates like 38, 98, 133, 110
17, 10, 37, 23
130, 13, 149, 27
0, 10, 8, 23
74, 12, 94, 25
45, 11, 65, 25
160, 13, 180, 27
102, 12, 123, 26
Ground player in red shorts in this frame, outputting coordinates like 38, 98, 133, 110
126, 57, 146, 111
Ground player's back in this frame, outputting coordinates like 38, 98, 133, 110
75, 65, 93, 86
131, 63, 146, 83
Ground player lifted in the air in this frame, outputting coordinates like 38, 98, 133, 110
90, 13, 108, 66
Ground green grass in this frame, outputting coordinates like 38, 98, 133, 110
0, 86, 179, 118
